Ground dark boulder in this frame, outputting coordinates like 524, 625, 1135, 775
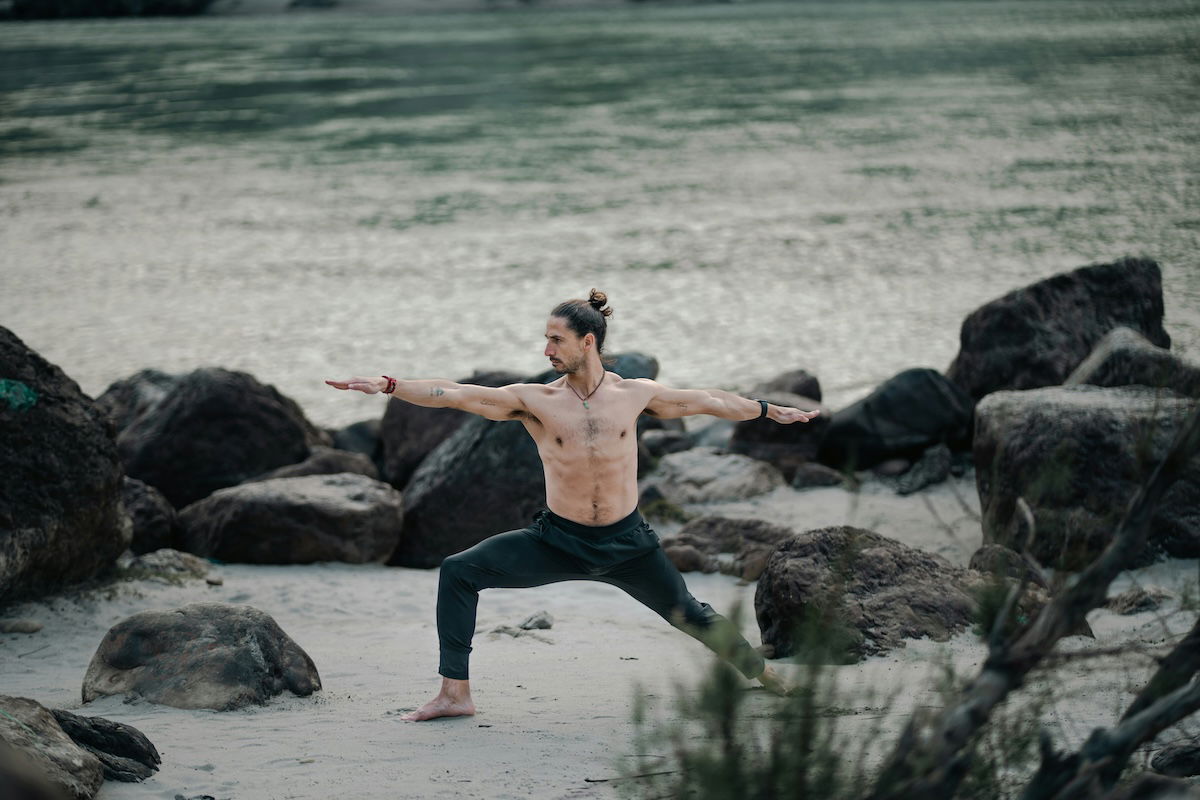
1065, 326, 1200, 398
0, 694, 103, 800
751, 368, 821, 402
82, 603, 321, 710
661, 516, 796, 580
1156, 460, 1200, 558
380, 370, 525, 490
755, 526, 979, 663
729, 392, 829, 481
50, 709, 160, 782
817, 368, 974, 471
178, 473, 402, 564
245, 445, 379, 483
946, 257, 1170, 402
121, 477, 180, 555
331, 418, 384, 474
791, 462, 853, 490
974, 385, 1199, 569
93, 368, 177, 432
0, 326, 129, 604
1151, 737, 1200, 778
390, 416, 543, 568
104, 367, 330, 508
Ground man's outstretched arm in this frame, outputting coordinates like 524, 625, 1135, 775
639, 379, 819, 424
325, 376, 530, 422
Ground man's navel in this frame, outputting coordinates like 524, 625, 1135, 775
555, 436, 563, 446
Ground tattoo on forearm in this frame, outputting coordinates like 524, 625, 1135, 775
429, 387, 445, 397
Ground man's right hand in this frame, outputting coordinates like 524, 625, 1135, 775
325, 377, 385, 394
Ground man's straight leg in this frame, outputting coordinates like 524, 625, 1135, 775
601, 546, 766, 680
436, 526, 582, 681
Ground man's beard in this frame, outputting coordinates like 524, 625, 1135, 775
551, 357, 580, 374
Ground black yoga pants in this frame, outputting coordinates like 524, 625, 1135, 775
435, 507, 766, 681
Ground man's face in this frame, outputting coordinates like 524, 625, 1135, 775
544, 316, 590, 374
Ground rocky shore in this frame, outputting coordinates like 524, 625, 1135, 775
3, 255, 1200, 798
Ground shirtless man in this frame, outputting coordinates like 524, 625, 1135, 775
326, 289, 819, 722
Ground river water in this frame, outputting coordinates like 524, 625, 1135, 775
2, 0, 1197, 429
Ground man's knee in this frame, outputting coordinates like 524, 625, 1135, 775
438, 553, 477, 586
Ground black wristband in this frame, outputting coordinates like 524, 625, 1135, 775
753, 398, 768, 419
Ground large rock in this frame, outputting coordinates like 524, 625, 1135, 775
121, 477, 180, 555
946, 257, 1170, 401
244, 445, 379, 483
0, 326, 130, 604
0, 694, 103, 800
750, 368, 822, 401
817, 368, 974, 471
728, 392, 829, 481
391, 353, 662, 568
1065, 326, 1200, 398
391, 416, 544, 568
331, 418, 383, 475
82, 603, 321, 710
178, 473, 402, 564
974, 385, 1200, 570
661, 516, 797, 580
640, 447, 785, 505
755, 526, 980, 662
102, 367, 330, 508
381, 369, 526, 490
1152, 737, 1200, 778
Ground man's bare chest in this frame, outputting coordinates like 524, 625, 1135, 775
526, 394, 641, 452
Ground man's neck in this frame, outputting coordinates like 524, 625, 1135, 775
564, 358, 606, 396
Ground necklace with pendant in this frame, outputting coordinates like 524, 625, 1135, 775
566, 371, 605, 409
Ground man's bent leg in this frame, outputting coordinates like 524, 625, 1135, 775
437, 527, 581, 680
603, 547, 766, 680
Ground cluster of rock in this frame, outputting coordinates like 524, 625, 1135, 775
2, 257, 1197, 774
6, 257, 1190, 603
1, 600, 321, 797
0, 694, 160, 799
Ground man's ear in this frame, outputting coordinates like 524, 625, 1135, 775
583, 332, 595, 350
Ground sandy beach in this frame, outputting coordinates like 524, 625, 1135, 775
3, 469, 1197, 799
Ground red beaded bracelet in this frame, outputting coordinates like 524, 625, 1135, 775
382, 375, 397, 395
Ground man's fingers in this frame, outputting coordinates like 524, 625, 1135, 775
325, 380, 349, 390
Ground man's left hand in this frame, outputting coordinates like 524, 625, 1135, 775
771, 406, 820, 424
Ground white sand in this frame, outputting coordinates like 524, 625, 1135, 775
2, 473, 1197, 799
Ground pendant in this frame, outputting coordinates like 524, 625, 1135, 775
583, 401, 589, 409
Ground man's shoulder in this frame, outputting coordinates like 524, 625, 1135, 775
615, 375, 659, 391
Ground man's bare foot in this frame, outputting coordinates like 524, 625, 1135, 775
400, 677, 477, 721
756, 665, 791, 697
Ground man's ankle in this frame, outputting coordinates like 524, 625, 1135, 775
441, 676, 471, 699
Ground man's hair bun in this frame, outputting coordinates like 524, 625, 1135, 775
588, 288, 613, 317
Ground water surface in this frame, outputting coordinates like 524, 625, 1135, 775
2, 0, 1197, 427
